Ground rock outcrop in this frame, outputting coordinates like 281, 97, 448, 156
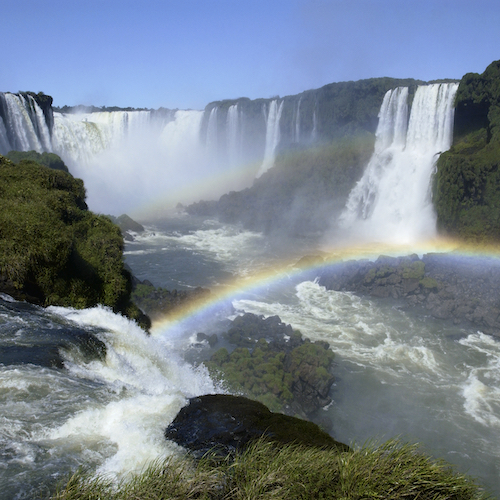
204, 313, 335, 419
319, 253, 500, 336
164, 394, 348, 458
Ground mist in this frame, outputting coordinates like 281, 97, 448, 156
51, 107, 268, 217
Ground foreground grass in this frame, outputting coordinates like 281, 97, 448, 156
50, 439, 490, 500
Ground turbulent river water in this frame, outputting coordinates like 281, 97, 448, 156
1, 213, 500, 498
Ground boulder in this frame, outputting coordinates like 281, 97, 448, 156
164, 394, 348, 458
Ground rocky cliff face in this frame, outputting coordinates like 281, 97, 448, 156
434, 60, 500, 241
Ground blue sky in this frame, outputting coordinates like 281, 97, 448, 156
3, 0, 499, 110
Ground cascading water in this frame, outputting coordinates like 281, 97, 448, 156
311, 110, 318, 142
0, 93, 277, 214
339, 83, 458, 244
257, 99, 284, 177
0, 93, 52, 153
294, 98, 301, 143
206, 107, 218, 159
226, 104, 240, 165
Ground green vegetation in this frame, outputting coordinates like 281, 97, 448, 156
0, 154, 148, 327
401, 260, 426, 280
434, 60, 500, 242
6, 150, 69, 172
193, 77, 431, 236
191, 135, 374, 235
205, 327, 334, 415
50, 438, 489, 499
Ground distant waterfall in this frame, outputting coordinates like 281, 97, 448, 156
206, 107, 218, 157
257, 99, 284, 177
0, 93, 52, 153
311, 109, 318, 142
340, 82, 458, 244
226, 104, 240, 165
294, 98, 302, 143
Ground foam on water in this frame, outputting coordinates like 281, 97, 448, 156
0, 302, 218, 495
125, 221, 267, 279
44, 305, 218, 473
233, 280, 444, 380
459, 332, 500, 428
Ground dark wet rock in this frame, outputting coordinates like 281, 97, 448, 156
164, 394, 348, 459
197, 332, 218, 347
131, 282, 210, 321
319, 253, 500, 336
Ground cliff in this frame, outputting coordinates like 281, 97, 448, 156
434, 60, 500, 241
0, 154, 149, 328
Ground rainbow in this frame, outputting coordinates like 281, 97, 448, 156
150, 237, 500, 337
131, 158, 262, 220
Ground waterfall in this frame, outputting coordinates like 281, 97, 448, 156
339, 83, 458, 244
294, 98, 301, 143
206, 107, 218, 158
311, 108, 318, 142
0, 93, 52, 153
226, 104, 240, 165
257, 99, 284, 177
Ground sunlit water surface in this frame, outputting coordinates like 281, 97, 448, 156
1, 213, 499, 498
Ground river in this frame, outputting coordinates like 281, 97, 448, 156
1, 212, 499, 498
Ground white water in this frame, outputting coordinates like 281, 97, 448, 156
0, 94, 277, 215
231, 278, 500, 492
340, 83, 458, 244
0, 301, 218, 498
226, 104, 241, 165
206, 107, 218, 158
2, 214, 500, 496
0, 93, 52, 152
53, 109, 219, 214
257, 99, 284, 177
294, 98, 302, 143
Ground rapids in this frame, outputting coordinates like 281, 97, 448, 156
1, 213, 500, 497
1, 81, 498, 497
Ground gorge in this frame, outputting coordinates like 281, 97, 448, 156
1, 62, 500, 498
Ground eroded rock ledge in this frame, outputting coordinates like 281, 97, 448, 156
318, 253, 500, 336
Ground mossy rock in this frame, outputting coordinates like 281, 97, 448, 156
401, 261, 425, 280
205, 314, 335, 416
164, 394, 348, 458
419, 277, 439, 290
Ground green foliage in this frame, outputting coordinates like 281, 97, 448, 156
401, 260, 425, 280
434, 60, 500, 242
6, 150, 69, 172
50, 439, 489, 500
205, 338, 333, 414
420, 277, 439, 290
208, 135, 374, 235
0, 155, 145, 325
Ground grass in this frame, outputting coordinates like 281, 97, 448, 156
49, 438, 490, 500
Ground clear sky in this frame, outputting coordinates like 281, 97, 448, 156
3, 0, 499, 110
